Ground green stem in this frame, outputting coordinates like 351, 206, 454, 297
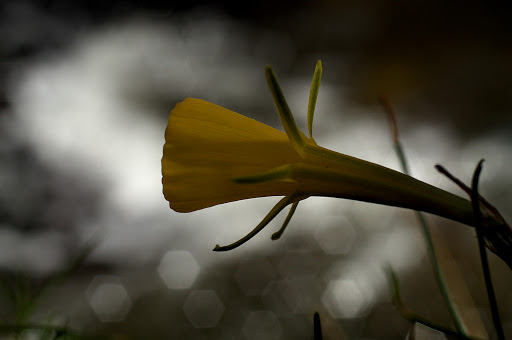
393, 141, 468, 336
471, 161, 505, 340
307, 60, 322, 139
386, 267, 482, 340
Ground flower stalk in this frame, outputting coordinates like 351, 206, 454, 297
162, 62, 512, 268
380, 95, 470, 337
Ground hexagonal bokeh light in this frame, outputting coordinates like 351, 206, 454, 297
277, 252, 319, 278
183, 290, 225, 328
86, 276, 132, 322
158, 250, 200, 289
314, 216, 356, 254
242, 311, 282, 340
280, 275, 321, 314
321, 279, 374, 319
234, 258, 276, 296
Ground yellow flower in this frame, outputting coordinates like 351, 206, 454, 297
162, 62, 476, 251
162, 97, 304, 213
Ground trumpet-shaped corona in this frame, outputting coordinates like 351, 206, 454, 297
162, 98, 303, 213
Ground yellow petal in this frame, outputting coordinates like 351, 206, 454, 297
162, 98, 302, 212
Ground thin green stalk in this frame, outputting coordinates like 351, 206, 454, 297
380, 96, 468, 336
471, 161, 505, 340
397, 143, 467, 335
386, 267, 482, 340
307, 60, 322, 139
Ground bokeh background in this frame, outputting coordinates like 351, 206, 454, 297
1, 0, 512, 339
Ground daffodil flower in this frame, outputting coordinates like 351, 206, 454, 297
161, 61, 506, 256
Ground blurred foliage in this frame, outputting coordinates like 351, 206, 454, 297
0, 244, 106, 340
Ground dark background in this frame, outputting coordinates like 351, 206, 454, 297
1, 1, 511, 339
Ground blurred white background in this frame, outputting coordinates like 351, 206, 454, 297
1, 1, 511, 339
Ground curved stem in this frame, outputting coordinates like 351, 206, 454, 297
381, 96, 469, 336
397, 143, 468, 336
386, 267, 482, 340
471, 160, 505, 340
